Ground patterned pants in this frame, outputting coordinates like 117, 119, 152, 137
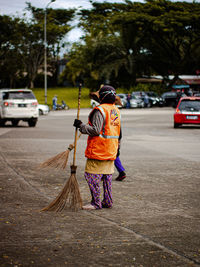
84, 172, 113, 209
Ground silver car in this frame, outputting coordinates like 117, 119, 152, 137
117, 93, 144, 108
38, 104, 50, 115
130, 95, 144, 108
0, 88, 39, 127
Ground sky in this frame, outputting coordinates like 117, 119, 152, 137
0, 0, 131, 42
0, 0, 125, 42
0, 0, 198, 42
0, 0, 94, 16
0, 0, 197, 16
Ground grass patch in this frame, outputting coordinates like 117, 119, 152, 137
32, 87, 91, 109
32, 87, 127, 109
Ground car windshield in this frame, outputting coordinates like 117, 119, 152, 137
132, 93, 143, 98
163, 92, 177, 97
147, 92, 157, 97
3, 91, 36, 100
179, 99, 200, 111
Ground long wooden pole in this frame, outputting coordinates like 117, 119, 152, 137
72, 83, 82, 166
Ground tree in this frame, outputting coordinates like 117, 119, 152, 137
65, 1, 154, 89
22, 3, 76, 88
64, 1, 140, 89
112, 1, 200, 82
0, 4, 76, 88
64, 1, 200, 90
0, 15, 24, 87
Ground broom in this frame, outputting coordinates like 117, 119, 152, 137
41, 84, 83, 212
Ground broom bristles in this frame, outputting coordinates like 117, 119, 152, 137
41, 166, 83, 212
39, 144, 74, 170
41, 85, 83, 212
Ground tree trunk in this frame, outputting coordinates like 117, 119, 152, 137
30, 80, 34, 89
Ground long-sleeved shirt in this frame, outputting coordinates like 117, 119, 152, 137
79, 109, 104, 136
79, 109, 122, 140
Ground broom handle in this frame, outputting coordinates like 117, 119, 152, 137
73, 83, 82, 166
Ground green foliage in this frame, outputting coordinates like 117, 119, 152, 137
65, 1, 200, 91
0, 5, 75, 88
1, 1, 200, 92
26, 3, 75, 47
0, 16, 24, 87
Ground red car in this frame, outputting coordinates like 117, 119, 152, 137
174, 96, 200, 128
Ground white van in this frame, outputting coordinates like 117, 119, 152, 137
0, 88, 39, 127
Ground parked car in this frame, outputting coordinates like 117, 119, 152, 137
132, 91, 164, 107
0, 88, 39, 127
90, 96, 123, 109
132, 91, 146, 100
130, 95, 144, 108
146, 91, 165, 107
161, 92, 178, 107
38, 104, 50, 115
132, 91, 149, 107
162, 91, 187, 107
115, 93, 144, 108
174, 96, 200, 128
193, 93, 200, 97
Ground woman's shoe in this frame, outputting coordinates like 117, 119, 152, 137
115, 171, 126, 181
82, 204, 96, 210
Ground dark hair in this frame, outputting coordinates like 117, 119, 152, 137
99, 85, 116, 104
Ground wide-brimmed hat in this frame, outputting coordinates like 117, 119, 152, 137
89, 89, 122, 106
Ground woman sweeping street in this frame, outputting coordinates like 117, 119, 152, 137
73, 85, 121, 210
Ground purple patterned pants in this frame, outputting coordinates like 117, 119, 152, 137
84, 172, 113, 209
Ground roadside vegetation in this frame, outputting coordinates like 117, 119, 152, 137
33, 87, 91, 109
33, 86, 130, 108
1, 1, 200, 93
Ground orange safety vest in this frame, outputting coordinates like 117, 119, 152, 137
85, 103, 121, 160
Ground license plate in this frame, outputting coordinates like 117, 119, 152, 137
18, 104, 26, 107
186, 115, 198, 120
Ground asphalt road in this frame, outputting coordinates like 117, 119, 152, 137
0, 107, 200, 267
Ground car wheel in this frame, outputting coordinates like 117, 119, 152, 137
39, 109, 43, 115
12, 120, 19, 127
28, 118, 37, 127
174, 122, 181, 128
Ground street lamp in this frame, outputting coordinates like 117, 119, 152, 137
44, 0, 56, 105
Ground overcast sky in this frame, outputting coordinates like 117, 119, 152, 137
0, 0, 197, 16
0, 0, 127, 42
0, 0, 129, 16
0, 0, 198, 42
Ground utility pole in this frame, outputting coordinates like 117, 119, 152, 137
44, 0, 56, 105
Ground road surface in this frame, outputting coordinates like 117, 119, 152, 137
0, 107, 200, 266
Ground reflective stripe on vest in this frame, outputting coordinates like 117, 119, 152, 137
98, 106, 106, 120
99, 134, 119, 139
